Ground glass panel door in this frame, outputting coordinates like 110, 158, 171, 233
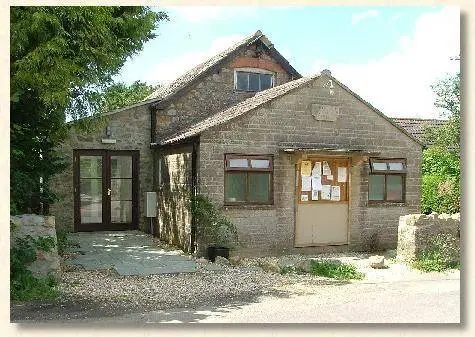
79, 155, 103, 224
75, 150, 138, 231
110, 155, 133, 223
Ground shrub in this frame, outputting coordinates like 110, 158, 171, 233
191, 194, 238, 248
421, 147, 460, 214
412, 233, 460, 272
10, 234, 59, 301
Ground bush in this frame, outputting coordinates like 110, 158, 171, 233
10, 235, 59, 301
191, 194, 238, 248
412, 233, 460, 272
421, 147, 460, 214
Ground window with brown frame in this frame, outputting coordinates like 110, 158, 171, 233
224, 154, 273, 205
368, 158, 406, 202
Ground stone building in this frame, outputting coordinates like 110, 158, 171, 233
51, 30, 423, 256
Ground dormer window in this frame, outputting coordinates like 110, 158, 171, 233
234, 68, 275, 92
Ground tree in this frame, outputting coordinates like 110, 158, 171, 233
97, 80, 159, 114
421, 72, 460, 214
10, 7, 168, 214
423, 72, 460, 151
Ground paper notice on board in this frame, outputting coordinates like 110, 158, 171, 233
301, 176, 312, 191
301, 194, 309, 201
327, 175, 333, 181
312, 190, 319, 200
312, 162, 322, 176
311, 175, 322, 191
331, 186, 341, 201
321, 185, 331, 200
338, 167, 347, 182
301, 161, 312, 176
322, 161, 331, 176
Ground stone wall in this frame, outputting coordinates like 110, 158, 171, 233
199, 75, 422, 256
50, 103, 153, 232
157, 146, 193, 252
10, 215, 60, 278
155, 42, 293, 138
397, 213, 460, 263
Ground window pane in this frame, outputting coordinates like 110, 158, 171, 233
225, 173, 246, 202
229, 158, 248, 168
80, 178, 102, 223
250, 159, 270, 168
372, 162, 388, 171
80, 156, 102, 178
387, 175, 403, 201
111, 201, 132, 223
249, 73, 260, 91
236, 72, 248, 91
249, 173, 270, 202
388, 162, 404, 171
260, 74, 273, 90
369, 175, 384, 200
111, 156, 132, 178
111, 178, 132, 201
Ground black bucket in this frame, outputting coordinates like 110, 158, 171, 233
207, 246, 230, 262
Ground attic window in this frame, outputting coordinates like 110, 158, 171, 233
234, 68, 275, 92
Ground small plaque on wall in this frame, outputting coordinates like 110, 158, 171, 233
310, 104, 339, 122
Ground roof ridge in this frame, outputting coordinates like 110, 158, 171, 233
157, 75, 318, 145
144, 30, 266, 102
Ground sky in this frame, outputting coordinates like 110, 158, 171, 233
115, 6, 460, 119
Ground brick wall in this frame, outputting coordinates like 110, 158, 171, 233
50, 104, 153, 232
199, 75, 422, 255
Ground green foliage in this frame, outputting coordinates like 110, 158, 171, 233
56, 229, 79, 256
97, 80, 159, 114
10, 6, 168, 214
421, 72, 460, 214
310, 260, 364, 280
10, 235, 59, 301
412, 233, 460, 272
421, 147, 460, 214
424, 73, 460, 151
191, 195, 238, 248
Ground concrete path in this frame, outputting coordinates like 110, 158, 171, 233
65, 231, 198, 276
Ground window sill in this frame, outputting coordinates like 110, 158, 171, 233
222, 204, 275, 211
367, 201, 406, 207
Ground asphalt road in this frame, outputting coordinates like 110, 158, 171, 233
45, 277, 459, 324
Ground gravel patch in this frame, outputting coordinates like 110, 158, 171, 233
11, 250, 459, 322
11, 261, 336, 321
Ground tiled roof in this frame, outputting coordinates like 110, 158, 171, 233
145, 30, 300, 103
392, 118, 446, 143
156, 75, 318, 145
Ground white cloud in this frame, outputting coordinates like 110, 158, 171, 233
312, 7, 460, 119
352, 9, 380, 25
144, 34, 245, 85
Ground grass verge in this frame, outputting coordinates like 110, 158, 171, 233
310, 260, 364, 280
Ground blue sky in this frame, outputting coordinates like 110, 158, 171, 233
116, 6, 460, 119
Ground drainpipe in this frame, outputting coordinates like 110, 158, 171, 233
190, 137, 199, 254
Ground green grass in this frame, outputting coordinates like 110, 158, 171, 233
411, 233, 460, 273
310, 260, 364, 280
11, 273, 60, 301
280, 259, 364, 280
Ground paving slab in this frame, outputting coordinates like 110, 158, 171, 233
65, 231, 198, 275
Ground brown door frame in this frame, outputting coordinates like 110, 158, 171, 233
73, 149, 139, 232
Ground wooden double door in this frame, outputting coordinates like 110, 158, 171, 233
74, 150, 139, 231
